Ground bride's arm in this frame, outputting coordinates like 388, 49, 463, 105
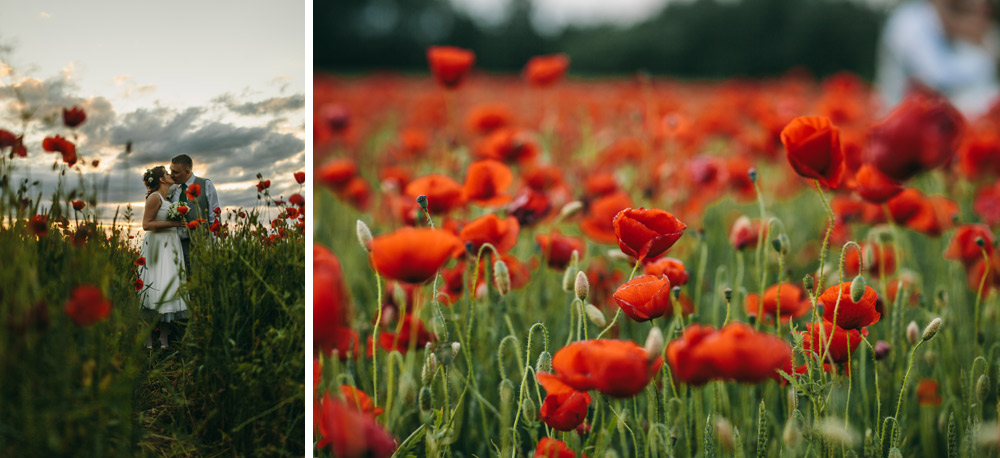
142, 195, 184, 231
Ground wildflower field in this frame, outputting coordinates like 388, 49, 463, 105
0, 111, 306, 456
314, 50, 1000, 457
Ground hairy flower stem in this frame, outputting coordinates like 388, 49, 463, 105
372, 271, 383, 411
753, 177, 767, 292
974, 246, 989, 345
862, 335, 882, 438
885, 339, 924, 447
812, 180, 836, 297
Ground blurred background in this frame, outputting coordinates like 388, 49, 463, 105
316, 0, 907, 79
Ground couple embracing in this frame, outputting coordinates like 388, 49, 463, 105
139, 154, 220, 349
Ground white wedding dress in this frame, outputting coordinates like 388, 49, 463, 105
140, 192, 188, 321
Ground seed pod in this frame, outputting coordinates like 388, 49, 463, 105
803, 275, 814, 292
850, 275, 867, 303
748, 168, 758, 183
493, 260, 511, 295
536, 351, 553, 374
922, 317, 942, 341
645, 326, 664, 359
723, 287, 733, 302
672, 285, 682, 300
575, 271, 590, 301
906, 321, 920, 345
772, 234, 789, 254
416, 194, 428, 211
356, 220, 373, 252
584, 303, 606, 327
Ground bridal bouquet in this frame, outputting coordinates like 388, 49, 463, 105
166, 201, 190, 221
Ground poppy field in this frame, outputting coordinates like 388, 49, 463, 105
314, 49, 1000, 457
0, 110, 306, 456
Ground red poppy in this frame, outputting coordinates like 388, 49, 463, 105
667, 323, 792, 386
543, 339, 663, 398
524, 54, 570, 87
945, 224, 995, 267
405, 174, 465, 214
315, 245, 350, 354
523, 165, 565, 192
974, 182, 1000, 226
0, 129, 16, 149
134, 257, 146, 266
177, 205, 189, 216
459, 214, 520, 254
185, 183, 202, 199
800, 319, 862, 364
580, 192, 633, 245
916, 379, 942, 406
535, 438, 575, 458
28, 215, 48, 237
853, 164, 903, 203
465, 103, 513, 135
371, 228, 463, 283
372, 314, 436, 354
817, 281, 880, 329
398, 127, 428, 156
135, 278, 144, 291
613, 275, 675, 322
289, 193, 305, 207
294, 171, 306, 184
844, 242, 897, 278
584, 173, 619, 198
256, 180, 271, 192
957, 125, 1000, 179
42, 135, 77, 166
71, 200, 86, 211
729, 216, 763, 251
64, 285, 112, 327
643, 257, 689, 286
536, 372, 591, 431
316, 395, 396, 458
476, 128, 539, 164
966, 254, 1000, 292
612, 207, 687, 260
507, 188, 552, 227
318, 158, 358, 191
426, 46, 475, 89
186, 219, 206, 230
63, 106, 86, 128
463, 160, 513, 206
867, 92, 965, 182
536, 230, 585, 270
780, 116, 844, 189
341, 177, 371, 210
339, 385, 384, 417
744, 283, 811, 323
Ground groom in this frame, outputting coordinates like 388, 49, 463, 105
169, 154, 222, 273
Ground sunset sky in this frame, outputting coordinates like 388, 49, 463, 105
1, 1, 305, 229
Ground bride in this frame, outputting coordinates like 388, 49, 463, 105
140, 166, 189, 349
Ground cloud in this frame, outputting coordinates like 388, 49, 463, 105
213, 93, 304, 116
39, 12, 51, 19
1, 74, 118, 143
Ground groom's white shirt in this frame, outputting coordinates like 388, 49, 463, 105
168, 175, 221, 238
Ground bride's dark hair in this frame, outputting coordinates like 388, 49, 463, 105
143, 166, 168, 197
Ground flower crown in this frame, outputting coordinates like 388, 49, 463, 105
144, 168, 157, 186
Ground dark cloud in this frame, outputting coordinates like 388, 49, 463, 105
1, 76, 117, 143
213, 93, 304, 116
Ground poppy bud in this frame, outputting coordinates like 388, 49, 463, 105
559, 200, 584, 219
521, 397, 537, 422
888, 448, 902, 458
783, 420, 802, 449
671, 285, 681, 300
494, 260, 511, 295
977, 374, 990, 403
924, 350, 938, 366
803, 275, 814, 292
562, 267, 576, 292
850, 275, 866, 303
422, 353, 438, 385
584, 303, 606, 327
536, 351, 553, 374
906, 321, 920, 345
500, 378, 514, 405
724, 287, 733, 302
874, 340, 891, 360
771, 234, 788, 254
644, 326, 664, 359
575, 271, 589, 301
922, 317, 942, 341
816, 418, 859, 447
748, 168, 758, 183
604, 449, 620, 458
715, 417, 735, 451
976, 236, 986, 247
416, 194, 428, 211
356, 220, 373, 252
419, 386, 433, 413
